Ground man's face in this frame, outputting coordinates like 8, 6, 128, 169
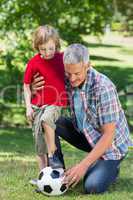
64, 62, 88, 88
38, 39, 56, 59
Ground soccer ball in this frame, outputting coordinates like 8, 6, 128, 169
37, 167, 68, 196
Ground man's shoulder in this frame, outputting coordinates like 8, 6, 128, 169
88, 68, 116, 94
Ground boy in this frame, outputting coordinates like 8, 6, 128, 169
23, 25, 67, 176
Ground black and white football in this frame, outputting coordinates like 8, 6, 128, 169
37, 167, 68, 196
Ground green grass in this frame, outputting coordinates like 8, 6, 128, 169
82, 34, 133, 91
0, 127, 133, 200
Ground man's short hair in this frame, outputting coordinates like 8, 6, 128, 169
63, 43, 89, 65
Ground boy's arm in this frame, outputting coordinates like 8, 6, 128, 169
23, 83, 32, 107
23, 83, 34, 122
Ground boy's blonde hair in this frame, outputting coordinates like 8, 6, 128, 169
33, 25, 60, 51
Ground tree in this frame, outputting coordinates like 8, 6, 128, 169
0, 0, 113, 42
112, 0, 133, 34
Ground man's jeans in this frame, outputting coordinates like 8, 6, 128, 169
55, 117, 123, 194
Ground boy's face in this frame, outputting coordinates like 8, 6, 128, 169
38, 39, 56, 59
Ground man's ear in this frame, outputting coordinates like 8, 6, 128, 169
85, 62, 90, 71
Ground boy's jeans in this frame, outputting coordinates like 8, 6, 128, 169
55, 117, 123, 194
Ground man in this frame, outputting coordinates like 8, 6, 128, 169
31, 44, 132, 194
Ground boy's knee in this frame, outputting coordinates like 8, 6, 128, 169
84, 178, 107, 194
42, 120, 55, 131
42, 121, 48, 128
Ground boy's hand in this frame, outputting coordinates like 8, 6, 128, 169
26, 107, 34, 123
31, 72, 45, 95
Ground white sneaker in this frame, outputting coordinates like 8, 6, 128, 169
29, 179, 38, 186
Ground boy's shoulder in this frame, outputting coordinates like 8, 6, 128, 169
55, 51, 63, 58
28, 53, 40, 64
54, 52, 64, 63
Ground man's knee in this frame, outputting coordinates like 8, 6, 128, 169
83, 178, 108, 194
55, 117, 70, 137
56, 116, 69, 126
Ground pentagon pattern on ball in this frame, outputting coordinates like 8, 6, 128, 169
50, 170, 60, 179
60, 184, 67, 192
43, 185, 53, 193
38, 171, 44, 180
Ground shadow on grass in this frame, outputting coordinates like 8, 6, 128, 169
95, 65, 133, 91
91, 55, 121, 62
83, 41, 122, 48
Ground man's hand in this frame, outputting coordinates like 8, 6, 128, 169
31, 72, 45, 95
63, 161, 88, 188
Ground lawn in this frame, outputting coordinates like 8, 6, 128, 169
83, 33, 133, 91
0, 33, 133, 200
0, 127, 133, 200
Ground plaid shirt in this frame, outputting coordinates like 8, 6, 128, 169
67, 67, 132, 160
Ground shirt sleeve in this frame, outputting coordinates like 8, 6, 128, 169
23, 61, 34, 84
98, 85, 121, 125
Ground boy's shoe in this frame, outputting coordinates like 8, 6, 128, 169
29, 178, 38, 186
48, 152, 63, 169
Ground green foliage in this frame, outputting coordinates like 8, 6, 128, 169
0, 102, 9, 122
0, 34, 34, 103
111, 22, 123, 31
112, 0, 133, 35
0, 0, 113, 42
0, 51, 22, 102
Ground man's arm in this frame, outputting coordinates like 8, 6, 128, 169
81, 122, 115, 167
64, 122, 116, 187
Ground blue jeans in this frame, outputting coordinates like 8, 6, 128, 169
55, 117, 123, 194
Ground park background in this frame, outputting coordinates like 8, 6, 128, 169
0, 0, 133, 200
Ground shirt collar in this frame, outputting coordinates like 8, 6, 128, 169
86, 66, 95, 91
